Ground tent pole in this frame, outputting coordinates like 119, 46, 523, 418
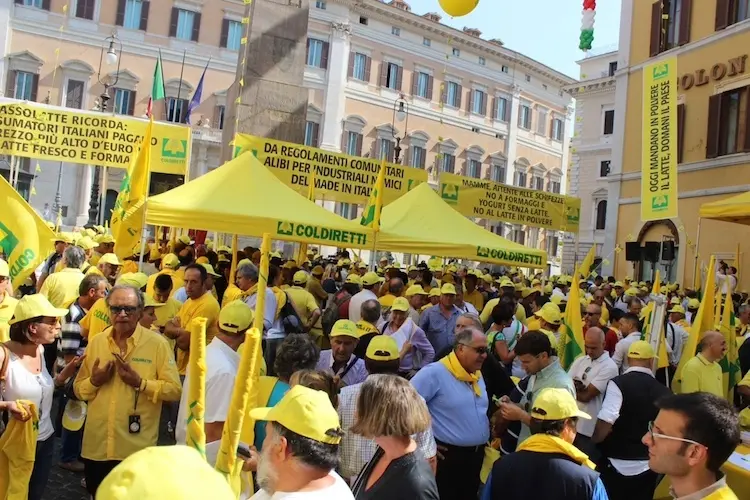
573, 232, 580, 274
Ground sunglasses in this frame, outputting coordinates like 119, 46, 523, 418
582, 366, 593, 381
459, 343, 488, 355
109, 305, 139, 315
584, 312, 598, 316
647, 421, 703, 447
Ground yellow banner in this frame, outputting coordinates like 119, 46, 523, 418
233, 134, 427, 205
0, 98, 190, 175
438, 172, 581, 233
641, 58, 678, 222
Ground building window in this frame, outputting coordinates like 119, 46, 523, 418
536, 108, 548, 135
410, 145, 426, 168
338, 203, 357, 220
392, 26, 400, 36
225, 20, 243, 51
346, 131, 362, 156
719, 89, 742, 156
65, 80, 85, 109
651, 0, 690, 54
304, 121, 320, 147
729, 0, 750, 25
518, 103, 531, 129
501, 65, 509, 73
472, 89, 487, 115
548, 180, 561, 194
175, 9, 197, 41
118, 0, 149, 31
414, 71, 431, 99
532, 176, 544, 190
352, 53, 368, 81
495, 96, 508, 122
514, 170, 527, 187
167, 97, 188, 123
452, 48, 460, 57
215, 105, 225, 130
595, 200, 607, 230
600, 160, 611, 177
423, 37, 431, 46
306, 39, 328, 69
511, 228, 526, 245
113, 88, 134, 115
315, 1, 326, 9
382, 62, 402, 90
445, 81, 461, 108
466, 159, 481, 178
12, 71, 36, 100
603, 109, 615, 135
547, 233, 559, 255
379, 138, 394, 162
525, 74, 531, 82
21, 0, 44, 8
491, 163, 506, 183
359, 16, 368, 25
551, 118, 564, 141
441, 153, 455, 173
75, 0, 95, 20
478, 56, 486, 66
608, 61, 618, 76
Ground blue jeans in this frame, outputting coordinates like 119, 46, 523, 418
29, 436, 55, 500
60, 426, 83, 463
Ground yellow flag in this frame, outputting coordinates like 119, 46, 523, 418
644, 271, 669, 369
111, 118, 154, 259
186, 318, 207, 458
360, 158, 386, 231
0, 176, 56, 288
577, 245, 596, 279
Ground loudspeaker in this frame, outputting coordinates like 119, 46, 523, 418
643, 242, 661, 262
662, 241, 676, 261
625, 242, 641, 262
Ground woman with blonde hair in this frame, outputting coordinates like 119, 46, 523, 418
350, 374, 438, 499
289, 369, 339, 409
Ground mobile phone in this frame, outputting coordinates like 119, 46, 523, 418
237, 444, 252, 459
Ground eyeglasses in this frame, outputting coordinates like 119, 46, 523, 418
582, 366, 593, 381
584, 312, 598, 316
109, 305, 138, 315
459, 343, 488, 355
647, 421, 703, 447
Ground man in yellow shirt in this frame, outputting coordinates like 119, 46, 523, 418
145, 254, 184, 297
464, 272, 484, 312
679, 331, 725, 397
86, 253, 122, 286
306, 265, 328, 307
40, 246, 86, 308
151, 274, 183, 337
286, 271, 322, 338
164, 264, 220, 376
378, 278, 404, 309
74, 285, 181, 496
89, 233, 115, 267
0, 259, 18, 343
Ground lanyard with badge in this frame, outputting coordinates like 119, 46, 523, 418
115, 352, 141, 434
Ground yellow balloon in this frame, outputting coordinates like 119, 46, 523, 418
439, 0, 479, 17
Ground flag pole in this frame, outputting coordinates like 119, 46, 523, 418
159, 49, 168, 119
177, 49, 186, 122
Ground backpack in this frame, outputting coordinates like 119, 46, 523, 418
278, 292, 304, 334
322, 291, 351, 337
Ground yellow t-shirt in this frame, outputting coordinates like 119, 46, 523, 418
39, 268, 85, 308
464, 290, 485, 313
80, 298, 112, 341
145, 269, 184, 297
89, 251, 103, 267
0, 293, 19, 343
121, 261, 139, 275
306, 277, 327, 303
222, 285, 244, 309
286, 286, 322, 336
680, 353, 723, 398
153, 297, 182, 351
526, 316, 541, 331
175, 292, 221, 375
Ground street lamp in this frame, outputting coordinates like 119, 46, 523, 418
87, 32, 122, 227
391, 94, 409, 164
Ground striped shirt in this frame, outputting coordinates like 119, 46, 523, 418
56, 299, 87, 374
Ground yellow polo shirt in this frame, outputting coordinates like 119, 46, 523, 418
80, 298, 112, 341
286, 286, 321, 336
145, 269, 184, 297
306, 277, 327, 303
464, 290, 485, 312
221, 285, 244, 308
74, 324, 181, 461
39, 268, 85, 308
526, 316, 541, 331
0, 293, 19, 343
680, 353, 723, 397
175, 292, 220, 375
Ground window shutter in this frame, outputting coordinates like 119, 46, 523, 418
75, 0, 85, 18
320, 42, 329, 69
715, 0, 730, 31
213, 106, 222, 130
66, 80, 83, 109
456, 85, 462, 109
450, 155, 456, 173
4, 70, 16, 98
347, 52, 354, 78
420, 148, 426, 168
115, 0, 126, 26
169, 7, 179, 37
312, 123, 320, 148
388, 142, 395, 163
127, 91, 136, 116
649, 1, 662, 57
30, 74, 39, 102
191, 12, 202, 42
364, 56, 371, 82
468, 90, 474, 113
426, 75, 433, 100
678, 0, 692, 45
705, 94, 722, 159
677, 103, 685, 161
742, 88, 750, 152
41, 0, 50, 11
305, 39, 310, 64
411, 70, 418, 95
481, 92, 487, 116
395, 65, 403, 91
220, 19, 229, 48
379, 62, 387, 87
140, 1, 150, 31
356, 133, 363, 156
492, 97, 497, 119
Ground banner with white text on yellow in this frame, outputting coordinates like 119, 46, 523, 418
641, 58, 678, 222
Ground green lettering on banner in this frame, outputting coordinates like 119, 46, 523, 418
277, 220, 367, 246
475, 246, 543, 267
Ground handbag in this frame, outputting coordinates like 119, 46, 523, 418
480, 441, 501, 484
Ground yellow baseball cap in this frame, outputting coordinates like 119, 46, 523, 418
282, 261, 297, 270
99, 253, 122, 266
143, 295, 166, 308
8, 294, 68, 325
447, 265, 458, 273
76, 236, 97, 251
521, 287, 538, 299
625, 287, 638, 297
311, 265, 324, 276
668, 305, 685, 314
391, 297, 410, 312
613, 281, 624, 288
219, 300, 254, 334
93, 225, 105, 234
543, 284, 553, 295
687, 298, 700, 309
345, 274, 362, 285
428, 288, 441, 297
62, 399, 87, 432
116, 272, 149, 289
361, 272, 380, 286
534, 302, 562, 325
96, 445, 236, 500
405, 285, 427, 297
366, 335, 400, 361
177, 235, 192, 246
293, 270, 309, 285
530, 388, 591, 421
628, 340, 655, 359
201, 263, 221, 277
195, 256, 209, 265
481, 273, 494, 284
96, 234, 115, 244
330, 319, 360, 338
531, 278, 541, 286
550, 295, 564, 305
441, 274, 455, 284
217, 245, 231, 253
0, 259, 8, 277
358, 262, 368, 269
249, 385, 343, 444
407, 265, 417, 272
440, 283, 457, 295
162, 253, 180, 269
52, 233, 73, 244
669, 296, 681, 305
498, 278, 514, 288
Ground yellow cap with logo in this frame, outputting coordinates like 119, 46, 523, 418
293, 270, 309, 285
405, 285, 427, 297
535, 302, 562, 325
440, 283, 457, 295
201, 263, 221, 277
668, 305, 685, 314
96, 234, 115, 244
177, 235, 192, 246
543, 284, 553, 295
361, 272, 380, 286
391, 297, 410, 312
219, 300, 254, 334
345, 274, 362, 285
249, 385, 343, 444
9, 294, 68, 325
687, 298, 700, 309
530, 388, 591, 421
116, 272, 149, 289
99, 253, 122, 267
76, 236, 97, 251
428, 288, 441, 297
628, 340, 655, 359
162, 253, 180, 269
195, 256, 209, 265
96, 445, 236, 500
330, 319, 360, 338
366, 335, 400, 361
62, 399, 87, 431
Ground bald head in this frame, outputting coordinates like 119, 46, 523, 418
584, 327, 605, 360
699, 330, 726, 362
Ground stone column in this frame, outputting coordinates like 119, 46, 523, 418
75, 164, 93, 227
504, 84, 522, 185
319, 21, 351, 152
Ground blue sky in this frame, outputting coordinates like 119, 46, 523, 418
407, 0, 622, 78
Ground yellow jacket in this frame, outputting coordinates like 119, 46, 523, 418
0, 401, 38, 499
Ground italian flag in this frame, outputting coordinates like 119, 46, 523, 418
147, 51, 166, 117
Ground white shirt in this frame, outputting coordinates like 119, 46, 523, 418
568, 352, 619, 437
456, 302, 478, 315
245, 288, 282, 339
613, 295, 628, 313
347, 289, 377, 323
176, 337, 239, 463
597, 366, 654, 476
665, 322, 690, 366
612, 332, 643, 373
249, 471, 354, 500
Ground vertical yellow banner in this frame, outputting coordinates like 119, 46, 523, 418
641, 58, 679, 222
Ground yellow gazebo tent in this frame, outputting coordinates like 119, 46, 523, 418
145, 152, 373, 249
699, 190, 750, 225
376, 183, 547, 268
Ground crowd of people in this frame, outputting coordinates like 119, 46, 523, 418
0, 226, 748, 499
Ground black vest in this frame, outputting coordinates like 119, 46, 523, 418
489, 450, 599, 500
600, 371, 672, 460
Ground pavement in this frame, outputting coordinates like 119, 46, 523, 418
45, 439, 88, 500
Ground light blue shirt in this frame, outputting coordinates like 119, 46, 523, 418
517, 358, 575, 445
419, 304, 461, 354
244, 288, 281, 338
173, 287, 188, 303
411, 361, 489, 447
481, 472, 609, 500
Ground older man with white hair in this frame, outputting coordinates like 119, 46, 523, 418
40, 246, 86, 309
236, 261, 282, 371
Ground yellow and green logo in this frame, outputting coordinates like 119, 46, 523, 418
276, 221, 368, 246
566, 207, 580, 225
162, 139, 188, 160
441, 183, 459, 204
651, 195, 669, 212
652, 63, 670, 80
0, 221, 20, 260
